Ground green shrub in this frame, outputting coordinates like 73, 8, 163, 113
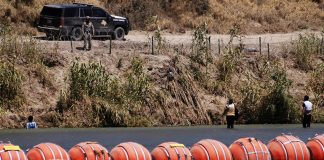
191, 23, 209, 66
259, 68, 298, 123
189, 23, 213, 90
307, 64, 324, 122
292, 34, 321, 71
58, 58, 152, 127
0, 25, 39, 62
239, 63, 299, 124
68, 60, 110, 101
123, 57, 150, 105
0, 62, 23, 110
217, 24, 242, 82
240, 78, 262, 123
150, 16, 167, 54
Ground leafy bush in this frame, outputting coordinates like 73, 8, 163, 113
0, 62, 23, 110
217, 25, 242, 83
259, 68, 298, 123
191, 23, 209, 66
292, 34, 321, 71
58, 58, 152, 127
217, 47, 241, 82
240, 78, 262, 123
68, 60, 110, 101
189, 23, 213, 88
307, 64, 324, 122
123, 57, 150, 105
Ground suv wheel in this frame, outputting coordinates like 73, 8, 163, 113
71, 27, 83, 41
114, 27, 125, 40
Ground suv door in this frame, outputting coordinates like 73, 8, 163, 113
91, 7, 110, 36
39, 6, 63, 28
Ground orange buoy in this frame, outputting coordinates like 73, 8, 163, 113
110, 142, 150, 160
268, 134, 310, 160
27, 143, 70, 160
69, 142, 109, 160
306, 134, 324, 160
151, 142, 192, 160
0, 143, 27, 160
190, 139, 232, 160
229, 137, 270, 160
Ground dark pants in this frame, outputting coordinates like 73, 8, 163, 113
226, 116, 235, 128
303, 114, 311, 128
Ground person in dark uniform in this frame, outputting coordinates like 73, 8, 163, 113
82, 16, 95, 51
302, 95, 312, 128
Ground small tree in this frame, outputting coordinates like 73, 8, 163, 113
259, 68, 297, 123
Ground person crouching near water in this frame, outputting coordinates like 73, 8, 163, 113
223, 99, 236, 129
26, 115, 37, 129
302, 95, 312, 128
82, 16, 95, 51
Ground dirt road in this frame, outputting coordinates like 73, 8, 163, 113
125, 30, 322, 45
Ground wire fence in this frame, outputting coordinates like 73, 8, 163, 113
147, 34, 324, 56
34, 32, 324, 56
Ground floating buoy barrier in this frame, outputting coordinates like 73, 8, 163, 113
229, 137, 270, 160
0, 143, 27, 160
306, 134, 324, 160
267, 134, 310, 160
190, 139, 232, 160
151, 142, 191, 160
110, 142, 150, 160
69, 142, 109, 160
27, 143, 70, 160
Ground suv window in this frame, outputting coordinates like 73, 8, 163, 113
41, 6, 63, 17
80, 8, 92, 17
64, 8, 79, 17
93, 8, 106, 17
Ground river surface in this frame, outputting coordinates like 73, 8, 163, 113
0, 124, 323, 151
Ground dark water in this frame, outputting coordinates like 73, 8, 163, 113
0, 124, 323, 151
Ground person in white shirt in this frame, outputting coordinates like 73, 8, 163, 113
223, 99, 236, 129
302, 95, 312, 128
26, 116, 37, 129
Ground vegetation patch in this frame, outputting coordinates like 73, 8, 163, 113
291, 34, 322, 71
57, 58, 153, 127
0, 62, 24, 111
307, 64, 324, 122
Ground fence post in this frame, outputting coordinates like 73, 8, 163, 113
70, 36, 73, 53
259, 37, 262, 55
267, 43, 270, 59
151, 36, 154, 55
321, 36, 323, 55
218, 39, 221, 55
109, 36, 112, 54
208, 36, 211, 51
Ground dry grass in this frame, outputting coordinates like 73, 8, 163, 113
1, 0, 323, 34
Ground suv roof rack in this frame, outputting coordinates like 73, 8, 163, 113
72, 3, 93, 6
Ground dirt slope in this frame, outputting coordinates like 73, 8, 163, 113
1, 30, 322, 128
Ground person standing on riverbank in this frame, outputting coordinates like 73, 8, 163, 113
223, 99, 236, 129
26, 115, 37, 129
302, 95, 312, 128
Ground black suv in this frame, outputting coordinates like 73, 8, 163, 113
37, 3, 130, 40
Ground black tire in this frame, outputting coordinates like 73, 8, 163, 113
71, 27, 83, 41
114, 27, 125, 41
46, 32, 60, 41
